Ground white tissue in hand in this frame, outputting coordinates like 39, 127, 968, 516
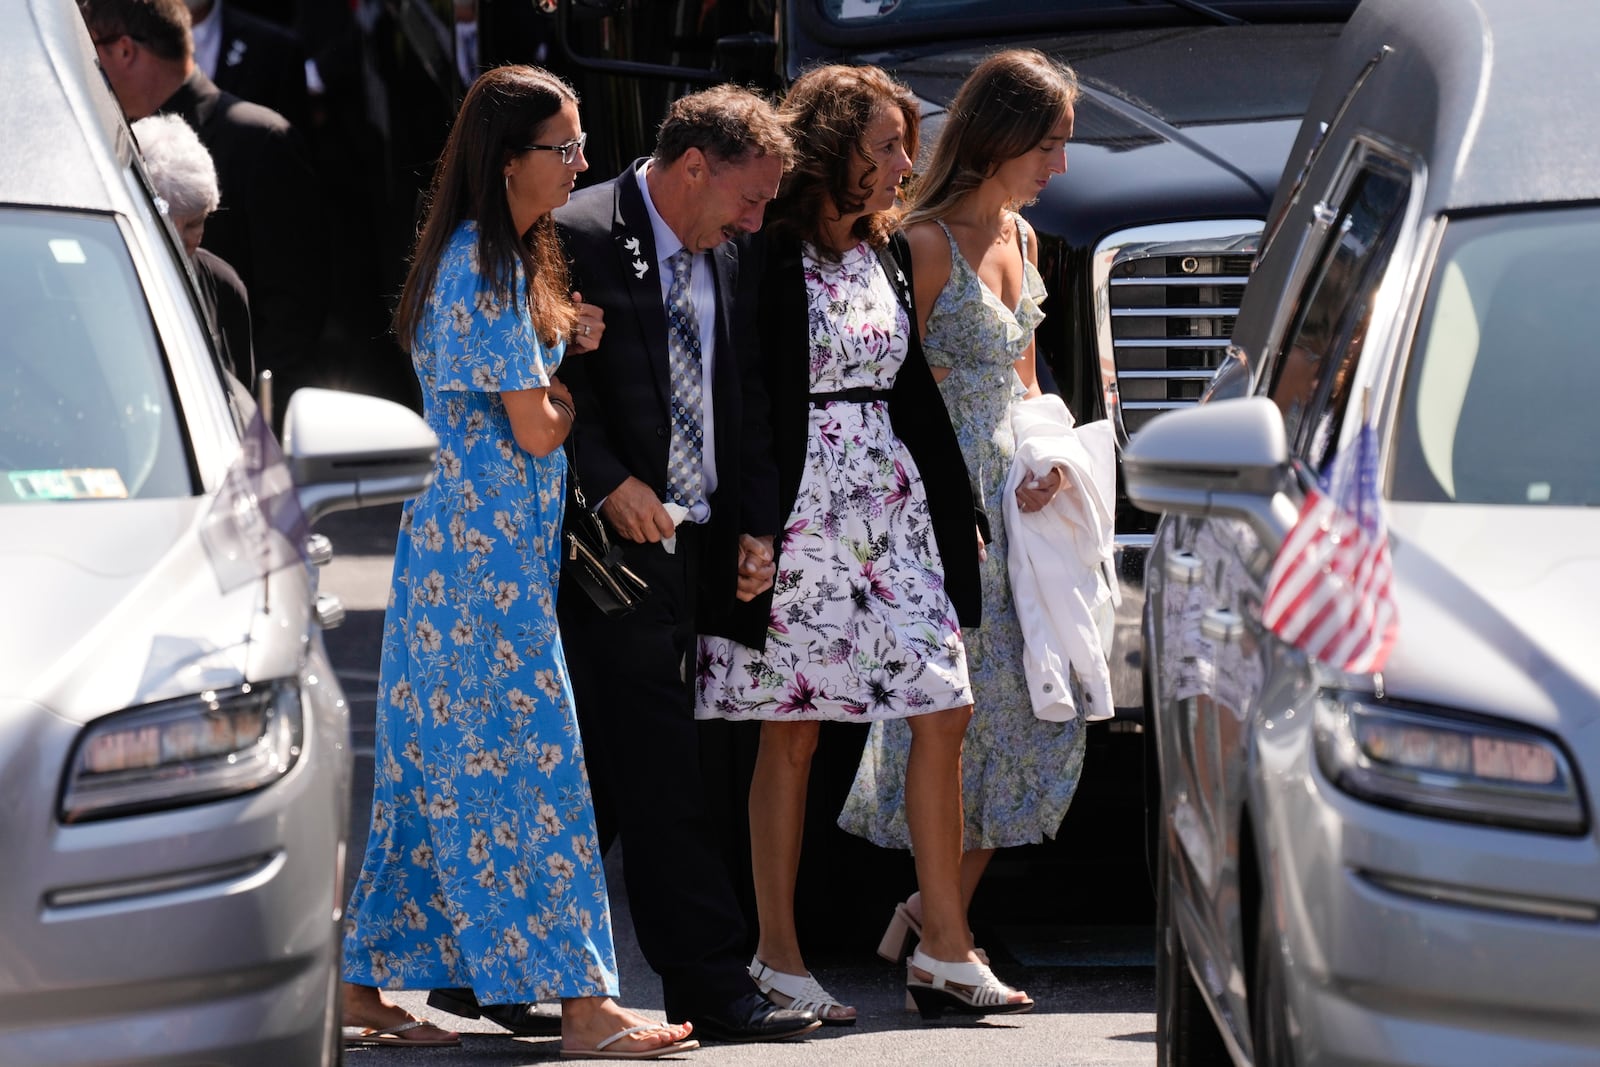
661, 503, 689, 554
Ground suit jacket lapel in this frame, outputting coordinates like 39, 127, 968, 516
612, 170, 672, 410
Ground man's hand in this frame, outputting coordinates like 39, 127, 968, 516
735, 534, 776, 601
569, 291, 606, 354
599, 476, 676, 543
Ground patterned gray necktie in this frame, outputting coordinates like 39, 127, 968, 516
665, 247, 705, 510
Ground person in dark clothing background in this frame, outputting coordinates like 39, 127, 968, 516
80, 0, 328, 422
132, 111, 254, 382
183, 0, 311, 132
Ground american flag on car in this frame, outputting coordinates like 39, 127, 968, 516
1260, 402, 1398, 674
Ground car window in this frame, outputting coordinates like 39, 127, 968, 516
0, 208, 191, 504
1390, 207, 1600, 507
1263, 151, 1410, 471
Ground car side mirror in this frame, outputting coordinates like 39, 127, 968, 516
281, 388, 438, 525
1123, 395, 1300, 548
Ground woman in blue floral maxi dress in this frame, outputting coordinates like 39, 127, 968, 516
340, 66, 695, 1059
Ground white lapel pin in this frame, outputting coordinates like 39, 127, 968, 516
624, 236, 641, 255
632, 258, 649, 279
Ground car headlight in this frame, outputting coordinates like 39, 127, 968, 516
1314, 692, 1587, 835
60, 682, 303, 823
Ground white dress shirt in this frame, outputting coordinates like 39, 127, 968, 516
190, 0, 223, 80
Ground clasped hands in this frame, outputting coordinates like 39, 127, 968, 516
597, 479, 776, 601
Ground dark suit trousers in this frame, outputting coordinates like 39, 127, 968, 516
558, 525, 754, 1016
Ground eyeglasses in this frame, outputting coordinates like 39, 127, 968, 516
519, 132, 587, 166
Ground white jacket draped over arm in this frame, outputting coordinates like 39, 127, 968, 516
1003, 394, 1118, 722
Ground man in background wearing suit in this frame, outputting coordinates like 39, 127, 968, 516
546, 86, 818, 1044
183, 0, 310, 132
80, 0, 327, 423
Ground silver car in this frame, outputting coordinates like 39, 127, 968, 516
0, 0, 436, 1063
1127, 0, 1600, 1063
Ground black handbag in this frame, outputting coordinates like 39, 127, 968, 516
563, 468, 650, 617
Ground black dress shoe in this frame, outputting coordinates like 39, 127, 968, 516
678, 992, 822, 1043
425, 987, 563, 1036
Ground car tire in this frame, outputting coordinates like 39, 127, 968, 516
1251, 891, 1297, 1067
1156, 829, 1230, 1066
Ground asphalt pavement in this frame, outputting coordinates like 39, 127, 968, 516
318, 505, 1157, 1067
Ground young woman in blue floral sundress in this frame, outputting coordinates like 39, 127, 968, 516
837, 49, 1086, 971
339, 66, 696, 1059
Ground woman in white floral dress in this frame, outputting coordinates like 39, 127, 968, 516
838, 48, 1084, 969
340, 66, 695, 1059
696, 64, 1031, 1023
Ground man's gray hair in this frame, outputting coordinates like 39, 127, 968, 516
133, 113, 219, 219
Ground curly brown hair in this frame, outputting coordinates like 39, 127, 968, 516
764, 64, 919, 255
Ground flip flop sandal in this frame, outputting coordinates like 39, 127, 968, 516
561, 1024, 701, 1060
342, 1019, 462, 1047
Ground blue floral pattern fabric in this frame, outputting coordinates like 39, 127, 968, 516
695, 241, 971, 722
343, 221, 618, 1001
839, 217, 1087, 850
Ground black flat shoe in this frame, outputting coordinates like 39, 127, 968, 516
675, 992, 821, 1043
426, 987, 564, 1036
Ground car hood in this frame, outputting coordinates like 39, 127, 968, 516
888, 22, 1347, 246
1385, 503, 1600, 734
0, 498, 304, 724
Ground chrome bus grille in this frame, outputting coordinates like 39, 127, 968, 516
1093, 220, 1263, 445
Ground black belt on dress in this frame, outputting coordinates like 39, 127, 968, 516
808, 387, 893, 407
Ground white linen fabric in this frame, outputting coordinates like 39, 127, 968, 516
1003, 394, 1118, 721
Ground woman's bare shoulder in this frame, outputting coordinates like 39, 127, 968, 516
904, 220, 952, 272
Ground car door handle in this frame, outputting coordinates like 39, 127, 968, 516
1201, 608, 1243, 644
1165, 550, 1204, 585
315, 593, 346, 630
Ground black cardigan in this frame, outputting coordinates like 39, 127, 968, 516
709, 231, 983, 649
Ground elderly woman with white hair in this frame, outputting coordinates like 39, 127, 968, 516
132, 112, 253, 381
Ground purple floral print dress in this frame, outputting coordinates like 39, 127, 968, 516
696, 240, 971, 722
342, 221, 618, 1002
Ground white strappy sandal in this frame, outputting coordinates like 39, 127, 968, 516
905, 947, 1033, 1020
749, 956, 857, 1026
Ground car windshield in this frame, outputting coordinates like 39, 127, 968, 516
813, 0, 1357, 30
0, 208, 191, 504
1390, 207, 1600, 507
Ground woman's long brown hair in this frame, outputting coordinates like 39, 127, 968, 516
906, 50, 1078, 225
393, 65, 579, 351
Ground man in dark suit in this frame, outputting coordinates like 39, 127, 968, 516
185, 0, 310, 132
82, 0, 327, 421
545, 86, 818, 1044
